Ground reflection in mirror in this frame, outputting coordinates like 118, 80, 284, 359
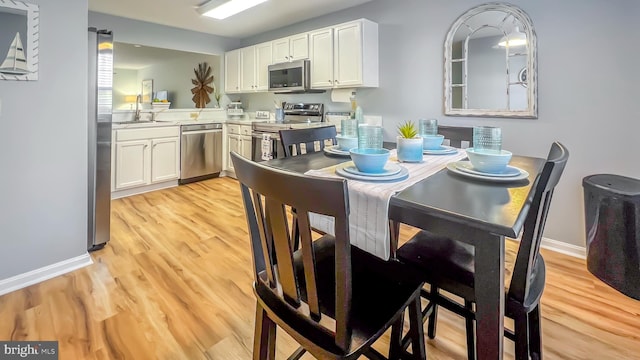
444, 3, 537, 118
113, 42, 221, 110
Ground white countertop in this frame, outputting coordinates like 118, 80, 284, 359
112, 108, 273, 129
112, 117, 269, 129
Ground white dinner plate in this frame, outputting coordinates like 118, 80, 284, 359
446, 162, 529, 182
336, 164, 409, 182
454, 161, 522, 177
423, 145, 458, 155
323, 145, 351, 156
342, 163, 402, 177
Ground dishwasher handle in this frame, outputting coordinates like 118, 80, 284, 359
181, 123, 223, 132
182, 129, 222, 135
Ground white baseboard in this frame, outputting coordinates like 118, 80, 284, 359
540, 237, 586, 259
111, 180, 178, 200
0, 253, 93, 296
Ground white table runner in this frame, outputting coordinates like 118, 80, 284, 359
305, 149, 467, 260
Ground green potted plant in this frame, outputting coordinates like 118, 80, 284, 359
397, 120, 423, 162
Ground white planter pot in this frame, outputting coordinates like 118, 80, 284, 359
397, 136, 423, 162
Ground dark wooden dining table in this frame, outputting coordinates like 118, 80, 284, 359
262, 150, 545, 360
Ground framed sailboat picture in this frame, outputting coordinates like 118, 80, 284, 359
0, 0, 39, 81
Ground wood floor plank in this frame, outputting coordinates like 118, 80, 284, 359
0, 176, 639, 359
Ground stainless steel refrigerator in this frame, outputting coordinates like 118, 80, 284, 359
88, 28, 113, 251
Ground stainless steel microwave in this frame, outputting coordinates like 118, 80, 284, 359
268, 59, 310, 93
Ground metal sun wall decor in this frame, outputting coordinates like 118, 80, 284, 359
0, 0, 39, 81
191, 62, 214, 108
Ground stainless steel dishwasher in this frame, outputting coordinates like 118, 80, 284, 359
180, 123, 223, 184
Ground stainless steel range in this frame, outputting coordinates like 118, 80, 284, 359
251, 103, 327, 161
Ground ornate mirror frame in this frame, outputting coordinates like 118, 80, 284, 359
444, 2, 537, 118
0, 0, 39, 81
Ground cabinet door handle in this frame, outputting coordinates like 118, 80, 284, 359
328, 80, 333, 83
334, 80, 339, 84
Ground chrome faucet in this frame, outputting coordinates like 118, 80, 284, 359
134, 94, 142, 121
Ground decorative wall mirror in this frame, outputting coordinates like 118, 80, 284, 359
444, 3, 537, 118
0, 0, 39, 81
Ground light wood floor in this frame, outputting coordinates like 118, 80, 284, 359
1, 177, 639, 359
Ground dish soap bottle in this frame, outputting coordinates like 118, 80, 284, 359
350, 91, 357, 119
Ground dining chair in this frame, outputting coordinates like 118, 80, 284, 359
395, 141, 569, 360
438, 125, 473, 149
279, 125, 338, 157
279, 125, 338, 249
230, 151, 426, 360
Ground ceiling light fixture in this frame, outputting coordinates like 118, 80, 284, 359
497, 26, 527, 47
197, 0, 268, 20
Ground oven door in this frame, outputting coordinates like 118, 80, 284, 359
252, 132, 285, 162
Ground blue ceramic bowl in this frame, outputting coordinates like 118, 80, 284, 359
336, 134, 358, 151
422, 134, 445, 150
466, 148, 513, 173
349, 148, 390, 173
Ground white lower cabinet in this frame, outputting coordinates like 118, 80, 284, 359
113, 126, 180, 192
151, 137, 180, 183
225, 124, 253, 173
115, 139, 150, 189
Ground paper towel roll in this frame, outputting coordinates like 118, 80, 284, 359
331, 88, 356, 103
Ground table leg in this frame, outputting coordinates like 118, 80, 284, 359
474, 233, 505, 360
388, 219, 400, 259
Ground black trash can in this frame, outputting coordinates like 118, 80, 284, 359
583, 174, 640, 300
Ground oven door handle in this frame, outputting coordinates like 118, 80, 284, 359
252, 133, 279, 140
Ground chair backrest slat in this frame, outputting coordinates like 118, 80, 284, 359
231, 151, 353, 351
280, 126, 338, 157
508, 142, 569, 303
266, 197, 300, 306
297, 209, 321, 319
438, 125, 473, 149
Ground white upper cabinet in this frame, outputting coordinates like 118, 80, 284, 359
309, 28, 334, 88
272, 33, 308, 63
310, 19, 379, 89
255, 42, 273, 91
225, 19, 377, 93
240, 42, 272, 92
240, 46, 257, 92
225, 49, 241, 94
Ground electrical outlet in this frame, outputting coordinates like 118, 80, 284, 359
190, 112, 198, 119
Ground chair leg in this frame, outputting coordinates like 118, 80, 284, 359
408, 296, 427, 360
254, 303, 276, 360
528, 305, 543, 360
513, 309, 530, 360
464, 300, 476, 360
389, 311, 405, 359
427, 287, 439, 339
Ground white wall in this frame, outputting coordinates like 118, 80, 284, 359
240, 0, 640, 249
0, 0, 89, 279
